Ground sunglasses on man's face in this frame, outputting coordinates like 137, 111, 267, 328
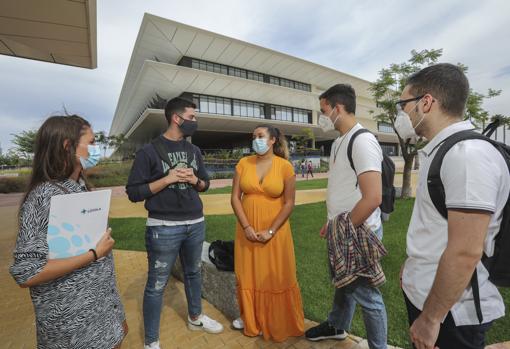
395, 95, 425, 110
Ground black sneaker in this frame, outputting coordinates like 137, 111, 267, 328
305, 321, 347, 341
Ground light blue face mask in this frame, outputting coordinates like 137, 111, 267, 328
252, 137, 270, 155
79, 144, 101, 170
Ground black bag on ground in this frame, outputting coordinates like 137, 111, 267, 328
427, 120, 510, 323
208, 240, 235, 272
347, 129, 396, 214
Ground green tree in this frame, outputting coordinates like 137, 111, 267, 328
370, 49, 503, 198
11, 130, 37, 159
291, 128, 315, 153
109, 133, 126, 150
95, 131, 109, 158
465, 87, 502, 127
108, 133, 127, 159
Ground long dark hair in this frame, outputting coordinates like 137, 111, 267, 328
21, 115, 91, 205
255, 124, 289, 160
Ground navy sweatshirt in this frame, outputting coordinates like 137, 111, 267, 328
125, 136, 210, 221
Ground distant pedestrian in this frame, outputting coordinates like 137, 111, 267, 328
300, 159, 306, 178
306, 160, 314, 179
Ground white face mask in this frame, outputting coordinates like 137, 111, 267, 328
394, 99, 425, 141
318, 107, 340, 132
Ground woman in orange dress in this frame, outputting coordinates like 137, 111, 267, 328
230, 124, 304, 342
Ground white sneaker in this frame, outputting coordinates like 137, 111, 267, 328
188, 314, 224, 334
232, 317, 244, 330
144, 341, 160, 349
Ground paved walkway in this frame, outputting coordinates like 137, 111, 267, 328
0, 239, 388, 348
1, 174, 508, 348
0, 180, 386, 349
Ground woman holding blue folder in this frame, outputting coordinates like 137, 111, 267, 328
9, 115, 127, 348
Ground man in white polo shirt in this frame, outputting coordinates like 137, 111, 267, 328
305, 84, 387, 349
398, 63, 508, 349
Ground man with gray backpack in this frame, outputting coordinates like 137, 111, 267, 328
398, 63, 509, 349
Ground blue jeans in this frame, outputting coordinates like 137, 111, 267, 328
327, 225, 387, 349
143, 221, 205, 344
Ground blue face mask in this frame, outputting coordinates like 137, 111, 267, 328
252, 138, 269, 155
79, 144, 101, 169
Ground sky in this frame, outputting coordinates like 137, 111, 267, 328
1, 0, 509, 153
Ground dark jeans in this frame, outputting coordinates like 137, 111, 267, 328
404, 292, 492, 349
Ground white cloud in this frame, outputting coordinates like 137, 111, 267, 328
1, 0, 509, 150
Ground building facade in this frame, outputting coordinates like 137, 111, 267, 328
109, 13, 399, 158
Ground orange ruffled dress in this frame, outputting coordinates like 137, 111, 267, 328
234, 155, 304, 342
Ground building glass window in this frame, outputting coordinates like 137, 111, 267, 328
192, 93, 307, 122
233, 99, 264, 118
187, 57, 311, 92
247, 71, 264, 82
195, 95, 231, 116
271, 105, 292, 122
229, 67, 247, 79
280, 78, 294, 89
378, 122, 394, 133
269, 76, 280, 85
293, 108, 308, 123
380, 143, 398, 156
193, 95, 200, 109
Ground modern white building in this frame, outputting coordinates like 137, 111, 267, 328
110, 13, 399, 157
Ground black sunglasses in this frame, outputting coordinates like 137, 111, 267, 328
395, 95, 425, 110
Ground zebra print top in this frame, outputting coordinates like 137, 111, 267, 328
9, 179, 126, 349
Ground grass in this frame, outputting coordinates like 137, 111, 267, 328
109, 199, 510, 348
203, 178, 328, 195
0, 167, 31, 175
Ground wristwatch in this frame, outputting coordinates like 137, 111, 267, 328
268, 229, 274, 236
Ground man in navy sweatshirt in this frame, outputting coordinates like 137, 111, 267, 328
126, 97, 224, 349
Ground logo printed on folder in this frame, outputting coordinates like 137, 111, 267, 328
47, 190, 111, 259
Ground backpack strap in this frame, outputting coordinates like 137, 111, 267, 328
427, 130, 490, 219
427, 129, 496, 325
347, 129, 371, 187
151, 137, 172, 174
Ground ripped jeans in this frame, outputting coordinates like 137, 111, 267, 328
143, 221, 205, 344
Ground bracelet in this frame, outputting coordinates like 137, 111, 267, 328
89, 248, 98, 261
242, 224, 250, 230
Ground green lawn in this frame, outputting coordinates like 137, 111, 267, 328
109, 199, 510, 348
203, 178, 328, 195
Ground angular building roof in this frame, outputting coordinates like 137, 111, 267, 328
0, 0, 97, 69
110, 13, 390, 144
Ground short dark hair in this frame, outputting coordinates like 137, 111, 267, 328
319, 84, 356, 114
164, 97, 196, 124
406, 63, 469, 117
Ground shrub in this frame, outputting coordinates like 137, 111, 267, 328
86, 161, 133, 188
207, 171, 235, 180
0, 176, 29, 193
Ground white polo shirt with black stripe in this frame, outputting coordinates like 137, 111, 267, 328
402, 120, 507, 326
